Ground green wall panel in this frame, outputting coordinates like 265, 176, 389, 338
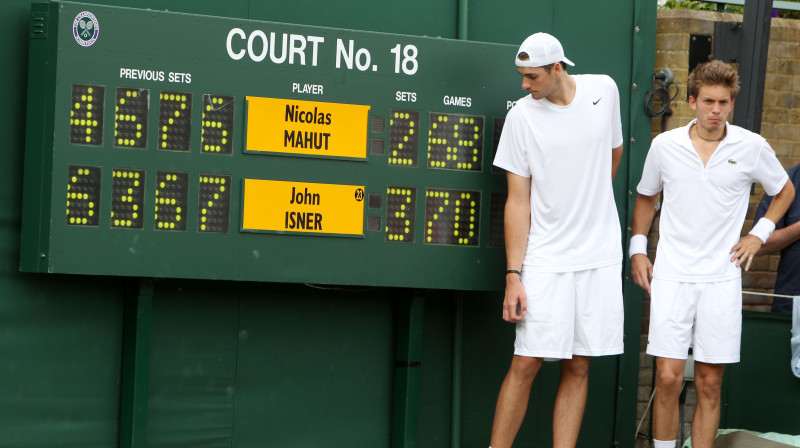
249, 0, 458, 38
145, 281, 397, 447
233, 285, 395, 447
44, 0, 252, 17
0, 0, 33, 242
0, 273, 124, 448
146, 281, 239, 447
466, 0, 555, 45
722, 312, 800, 434
460, 292, 535, 447
417, 293, 454, 447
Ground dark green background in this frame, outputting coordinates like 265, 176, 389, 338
4, 1, 797, 447
6, 1, 755, 447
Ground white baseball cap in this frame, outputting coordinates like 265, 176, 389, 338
515, 32, 575, 67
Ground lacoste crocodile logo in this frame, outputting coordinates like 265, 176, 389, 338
728, 159, 737, 165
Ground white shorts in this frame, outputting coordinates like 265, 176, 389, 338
646, 277, 742, 364
514, 262, 624, 359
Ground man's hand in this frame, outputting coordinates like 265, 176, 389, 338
502, 276, 527, 322
631, 254, 653, 294
730, 234, 763, 271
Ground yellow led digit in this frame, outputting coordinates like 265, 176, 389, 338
154, 171, 188, 231
201, 94, 235, 154
159, 91, 192, 152
427, 113, 484, 172
388, 109, 419, 167
70, 84, 104, 146
197, 174, 231, 233
115, 87, 149, 148
424, 188, 480, 246
111, 168, 145, 229
65, 165, 101, 226
385, 186, 416, 243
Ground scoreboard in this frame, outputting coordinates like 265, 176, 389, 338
21, 1, 522, 290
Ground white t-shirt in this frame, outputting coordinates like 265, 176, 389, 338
493, 74, 624, 272
638, 120, 789, 282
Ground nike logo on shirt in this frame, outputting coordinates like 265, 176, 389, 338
593, 98, 602, 105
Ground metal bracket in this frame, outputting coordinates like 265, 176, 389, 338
688, 34, 713, 72
714, 21, 743, 63
687, 34, 713, 99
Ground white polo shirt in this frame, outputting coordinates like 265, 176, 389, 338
493, 74, 623, 272
638, 120, 789, 282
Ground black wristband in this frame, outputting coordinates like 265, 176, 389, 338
505, 269, 521, 277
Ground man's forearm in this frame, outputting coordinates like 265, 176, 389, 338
611, 145, 623, 181
758, 220, 800, 255
504, 203, 530, 270
760, 181, 795, 226
753, 181, 796, 252
631, 193, 659, 238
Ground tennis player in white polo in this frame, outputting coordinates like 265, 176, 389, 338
630, 60, 795, 448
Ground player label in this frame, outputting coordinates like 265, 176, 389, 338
242, 179, 365, 236
245, 96, 370, 159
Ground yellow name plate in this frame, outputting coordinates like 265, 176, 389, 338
242, 179, 365, 236
245, 96, 370, 159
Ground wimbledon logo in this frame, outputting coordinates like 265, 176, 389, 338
73, 11, 99, 47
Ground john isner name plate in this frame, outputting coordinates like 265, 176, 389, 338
242, 179, 365, 236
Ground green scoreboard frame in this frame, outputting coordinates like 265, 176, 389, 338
21, 1, 522, 290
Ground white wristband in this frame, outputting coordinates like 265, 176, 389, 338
629, 234, 648, 258
748, 217, 776, 244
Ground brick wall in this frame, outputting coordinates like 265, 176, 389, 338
635, 9, 800, 447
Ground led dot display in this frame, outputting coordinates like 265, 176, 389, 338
385, 186, 416, 243
427, 112, 484, 171
367, 215, 382, 232
489, 192, 506, 248
65, 165, 101, 226
424, 188, 480, 246
70, 84, 104, 146
371, 117, 386, 133
368, 193, 382, 209
492, 117, 505, 173
111, 168, 145, 229
370, 139, 385, 156
388, 109, 419, 167
201, 94, 234, 154
197, 174, 231, 233
114, 87, 149, 148
154, 171, 188, 231
158, 91, 192, 152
